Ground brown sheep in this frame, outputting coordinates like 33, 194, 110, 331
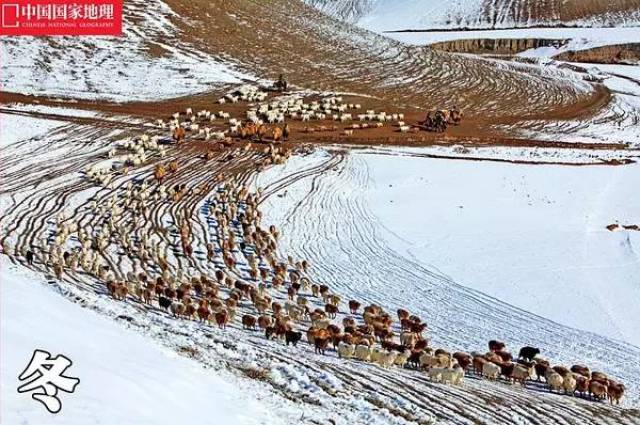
242, 314, 258, 330
570, 364, 591, 378
589, 380, 608, 400
453, 352, 472, 372
534, 360, 550, 381
488, 340, 506, 352
154, 164, 167, 182
314, 336, 330, 355
608, 381, 625, 405
272, 127, 283, 143
325, 303, 338, 318
272, 302, 282, 316
258, 315, 273, 330
214, 310, 228, 329
575, 374, 590, 395
197, 305, 211, 323
473, 356, 488, 375
348, 300, 361, 314
172, 126, 186, 142
342, 317, 356, 329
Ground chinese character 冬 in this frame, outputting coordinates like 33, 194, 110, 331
18, 349, 80, 414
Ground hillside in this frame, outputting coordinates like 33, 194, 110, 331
2, 0, 599, 121
1, 0, 639, 423
306, 0, 640, 30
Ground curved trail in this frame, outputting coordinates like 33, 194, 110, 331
1, 115, 638, 424
256, 150, 640, 402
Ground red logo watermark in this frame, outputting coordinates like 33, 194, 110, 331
0, 0, 122, 36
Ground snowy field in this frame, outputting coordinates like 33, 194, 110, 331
257, 148, 640, 346
385, 27, 640, 52
0, 0, 250, 101
0, 258, 287, 425
307, 0, 640, 32
253, 148, 640, 410
0, 113, 66, 147
500, 62, 640, 146
1, 108, 639, 424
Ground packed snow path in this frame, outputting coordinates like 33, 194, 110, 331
1, 113, 639, 424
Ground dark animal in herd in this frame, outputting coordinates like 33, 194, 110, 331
519, 346, 540, 362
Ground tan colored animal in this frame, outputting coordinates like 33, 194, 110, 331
173, 126, 186, 143
272, 127, 283, 142
547, 372, 564, 392
258, 315, 273, 329
154, 165, 167, 182
214, 310, 228, 329
589, 379, 608, 400
563, 373, 577, 395
608, 381, 625, 405
510, 364, 534, 386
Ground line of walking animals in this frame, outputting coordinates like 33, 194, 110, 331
94, 254, 624, 406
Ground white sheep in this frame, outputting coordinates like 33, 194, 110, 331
394, 350, 411, 368
337, 342, 355, 359
547, 372, 564, 392
370, 347, 384, 364
482, 362, 501, 380
428, 367, 445, 382
378, 351, 397, 369
354, 345, 371, 362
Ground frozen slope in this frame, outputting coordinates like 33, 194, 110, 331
256, 149, 640, 402
1, 259, 286, 425
0, 0, 249, 101
307, 0, 640, 30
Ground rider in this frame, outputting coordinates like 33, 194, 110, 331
277, 74, 288, 92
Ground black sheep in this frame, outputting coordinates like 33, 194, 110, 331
518, 346, 541, 362
285, 330, 302, 346
158, 296, 172, 311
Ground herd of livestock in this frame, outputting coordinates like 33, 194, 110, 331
14, 83, 625, 409
161, 84, 463, 146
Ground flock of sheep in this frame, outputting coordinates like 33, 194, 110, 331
154, 85, 419, 147
16, 83, 625, 409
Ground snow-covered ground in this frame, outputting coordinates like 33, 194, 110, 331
257, 148, 640, 346
1, 259, 286, 425
360, 150, 640, 345
307, 0, 640, 31
385, 27, 640, 52
500, 62, 640, 146
0, 0, 251, 101
0, 113, 66, 147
